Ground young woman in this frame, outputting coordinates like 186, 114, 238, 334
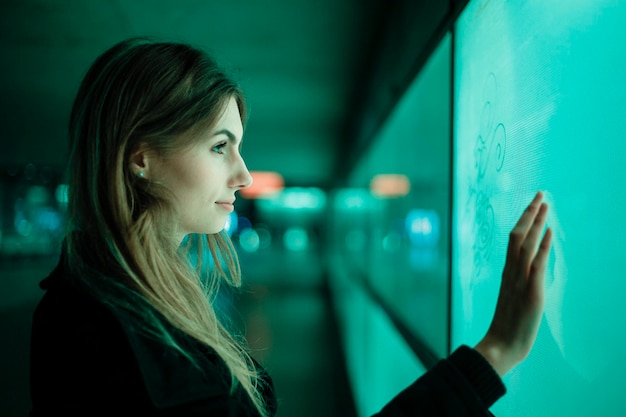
29, 37, 553, 417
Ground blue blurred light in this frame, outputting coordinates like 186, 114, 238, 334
237, 216, 252, 233
382, 231, 402, 252
283, 227, 309, 251
405, 209, 440, 248
224, 211, 238, 236
55, 184, 69, 204
239, 228, 260, 252
36, 207, 62, 232
333, 188, 371, 210
408, 246, 438, 271
255, 225, 272, 249
257, 187, 327, 211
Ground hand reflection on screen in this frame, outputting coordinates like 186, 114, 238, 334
542, 191, 605, 381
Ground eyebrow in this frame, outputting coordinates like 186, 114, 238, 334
212, 129, 242, 146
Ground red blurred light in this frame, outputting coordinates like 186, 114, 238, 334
240, 171, 285, 199
370, 174, 411, 197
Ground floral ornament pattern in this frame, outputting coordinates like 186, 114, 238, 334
469, 72, 507, 282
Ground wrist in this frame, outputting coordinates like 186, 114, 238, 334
448, 345, 507, 408
473, 337, 519, 378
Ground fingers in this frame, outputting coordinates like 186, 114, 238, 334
513, 191, 543, 235
507, 191, 545, 260
529, 227, 553, 293
520, 202, 549, 265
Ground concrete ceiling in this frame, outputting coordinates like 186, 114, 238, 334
0, 0, 387, 188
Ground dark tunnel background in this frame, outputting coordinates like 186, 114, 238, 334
1, 1, 458, 415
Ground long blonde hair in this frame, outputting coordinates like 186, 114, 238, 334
65, 37, 268, 416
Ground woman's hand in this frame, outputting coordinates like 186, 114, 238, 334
474, 191, 553, 377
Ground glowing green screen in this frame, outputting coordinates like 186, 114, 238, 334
452, 0, 626, 415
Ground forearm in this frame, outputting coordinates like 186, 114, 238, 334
372, 345, 505, 417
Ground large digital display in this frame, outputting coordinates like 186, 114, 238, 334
452, 0, 626, 415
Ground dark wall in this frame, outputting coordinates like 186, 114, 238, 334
337, 0, 469, 182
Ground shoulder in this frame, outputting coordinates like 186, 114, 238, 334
33, 263, 120, 341
32, 260, 127, 361
30, 259, 240, 415
31, 261, 155, 411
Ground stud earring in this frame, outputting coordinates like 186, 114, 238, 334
138, 171, 145, 178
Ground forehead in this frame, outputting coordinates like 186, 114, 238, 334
213, 97, 243, 138
174, 96, 243, 152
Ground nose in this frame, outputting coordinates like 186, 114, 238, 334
230, 153, 253, 190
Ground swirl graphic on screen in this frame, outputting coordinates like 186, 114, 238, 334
472, 191, 494, 277
469, 73, 507, 281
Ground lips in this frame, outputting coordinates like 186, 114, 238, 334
216, 199, 235, 205
216, 200, 235, 212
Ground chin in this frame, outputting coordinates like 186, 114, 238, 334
203, 223, 228, 235
187, 216, 229, 236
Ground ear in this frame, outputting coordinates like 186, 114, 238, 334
129, 142, 154, 179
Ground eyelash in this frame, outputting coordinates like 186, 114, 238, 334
212, 142, 227, 154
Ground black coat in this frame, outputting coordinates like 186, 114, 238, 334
30, 257, 504, 416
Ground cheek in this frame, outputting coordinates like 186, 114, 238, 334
160, 156, 222, 205
167, 161, 206, 194
186, 170, 221, 207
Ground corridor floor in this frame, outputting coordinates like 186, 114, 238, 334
233, 247, 358, 417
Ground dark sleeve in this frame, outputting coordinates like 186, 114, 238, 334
372, 345, 505, 417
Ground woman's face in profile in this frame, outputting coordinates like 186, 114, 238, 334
150, 97, 253, 241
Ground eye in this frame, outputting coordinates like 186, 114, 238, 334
211, 142, 227, 154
